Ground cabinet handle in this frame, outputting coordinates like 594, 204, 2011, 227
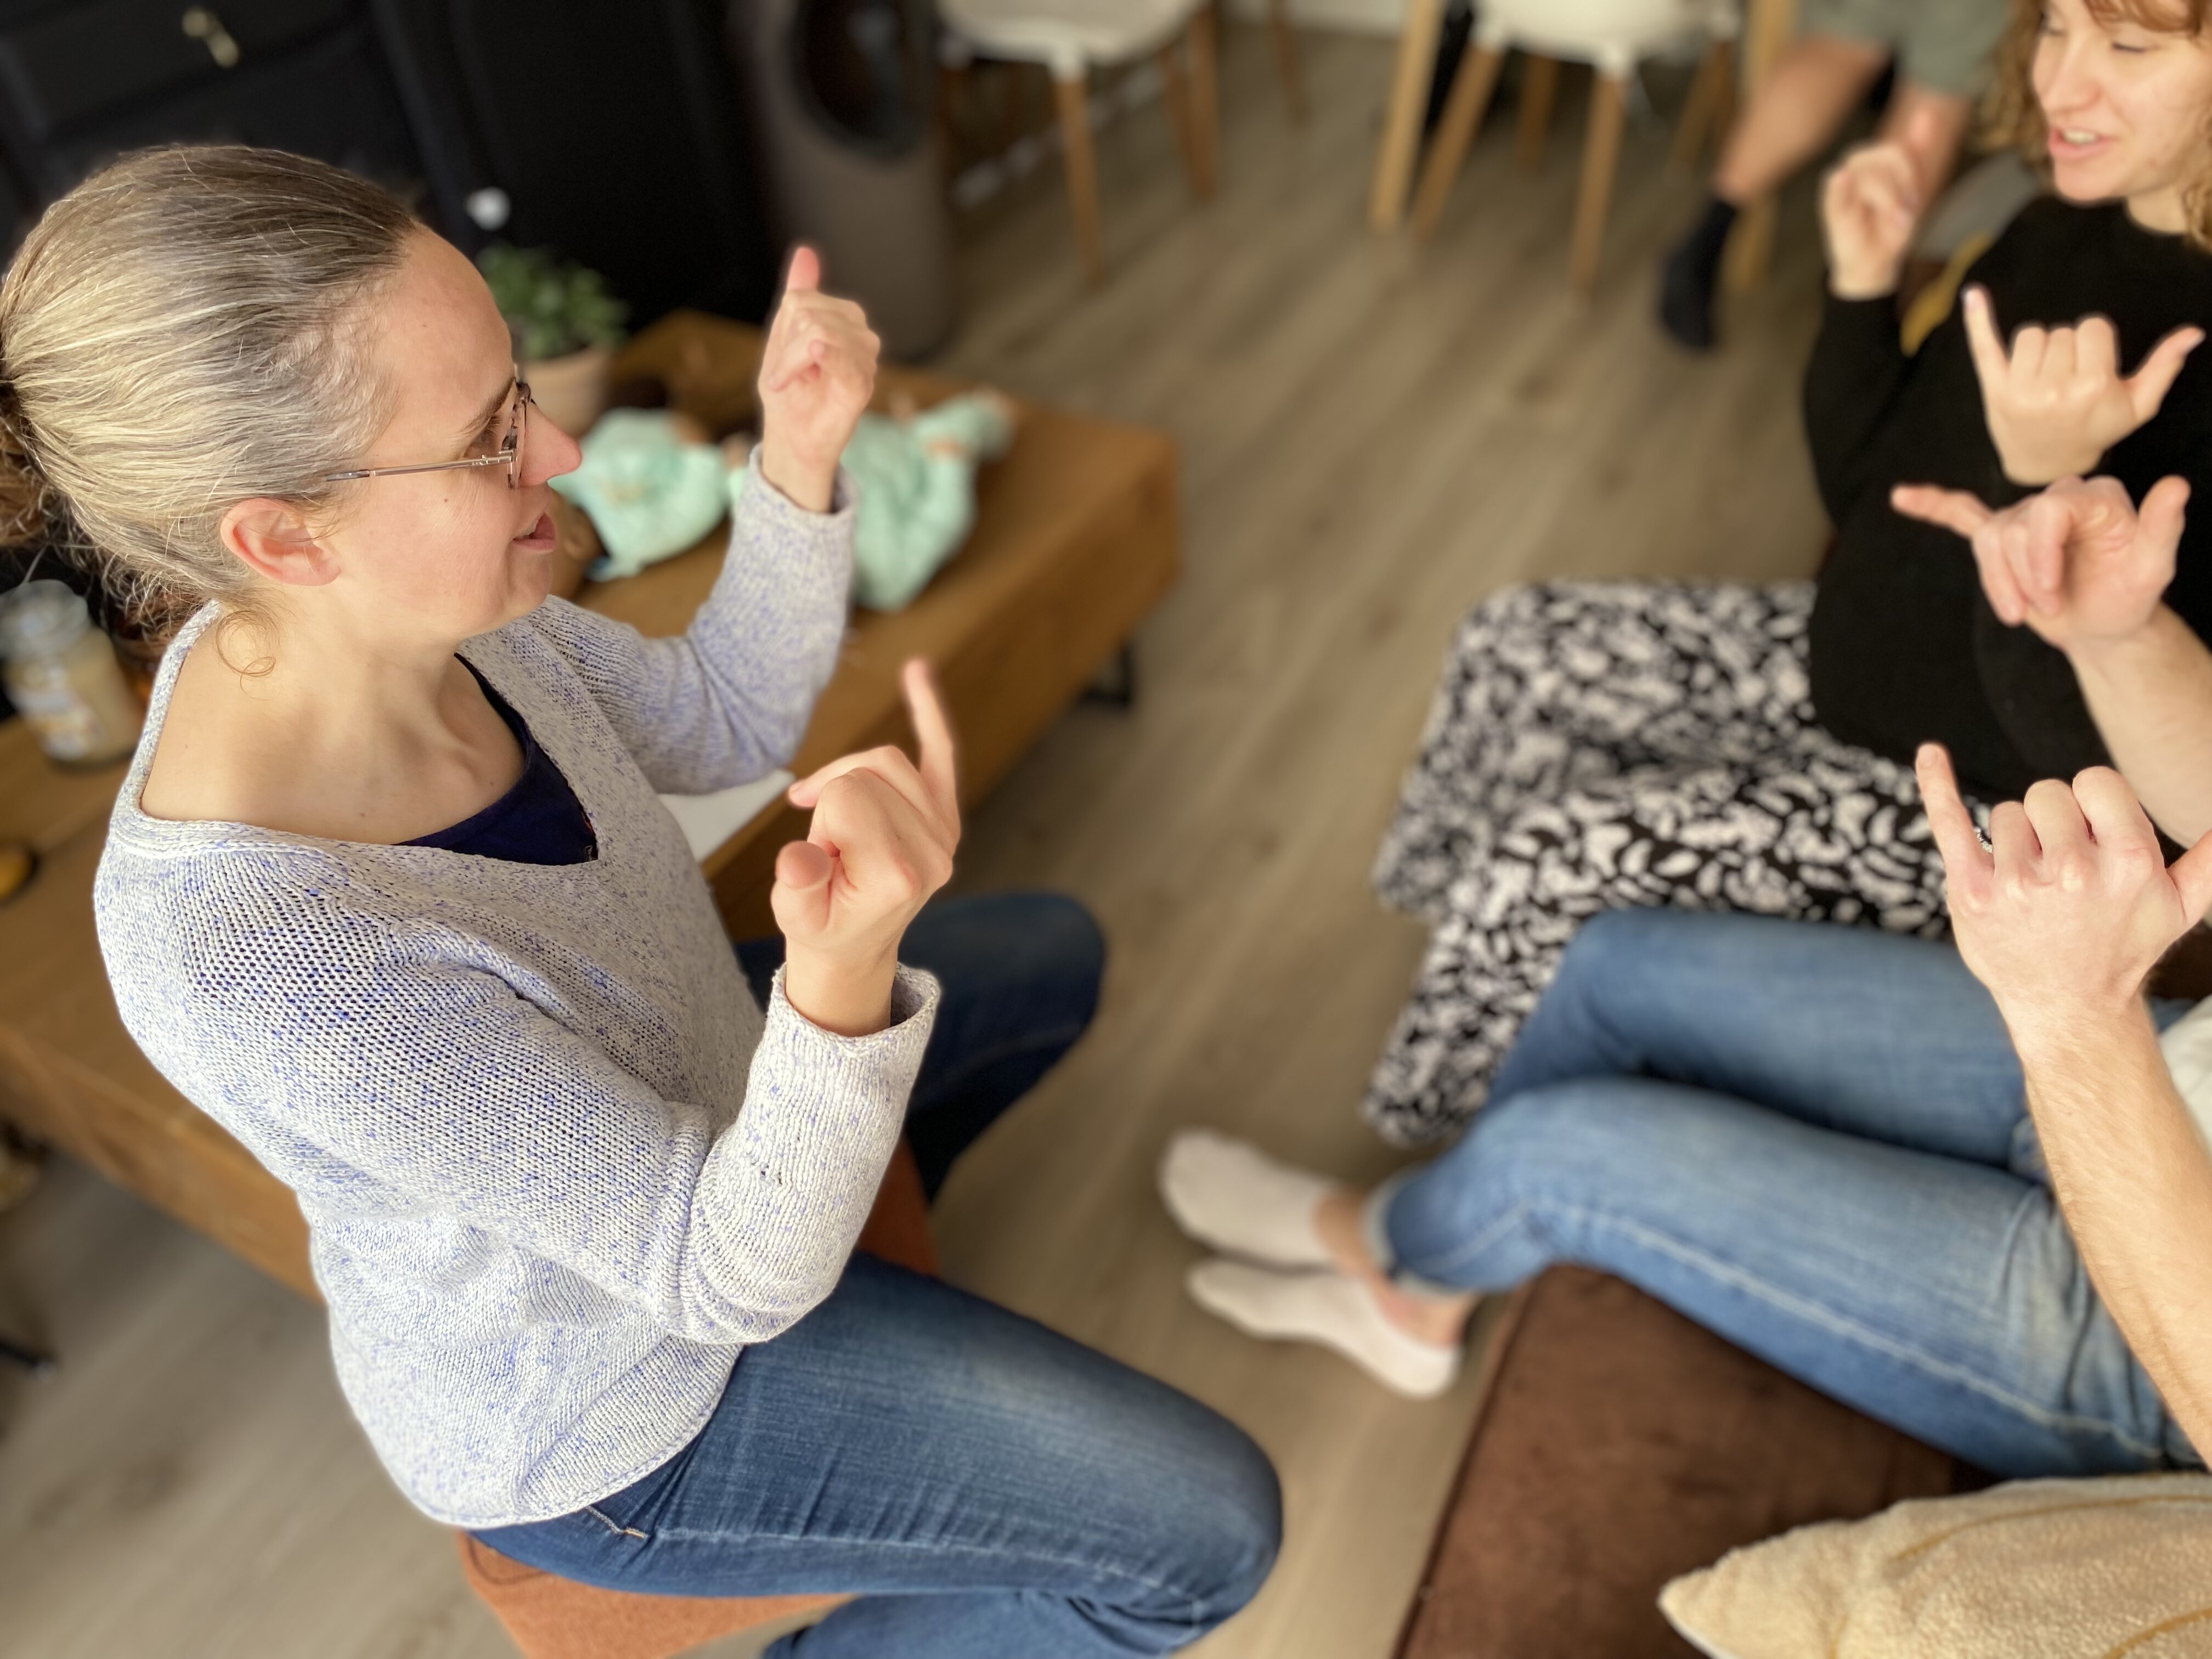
180, 7, 240, 69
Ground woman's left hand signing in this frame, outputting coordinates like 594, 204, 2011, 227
756, 245, 881, 513
1962, 285, 2202, 487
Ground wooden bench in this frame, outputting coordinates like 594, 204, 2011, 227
0, 310, 1180, 1296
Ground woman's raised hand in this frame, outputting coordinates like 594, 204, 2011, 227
1962, 286, 2202, 486
771, 660, 960, 1037
757, 245, 882, 514
1820, 132, 1926, 300
1891, 473, 2186, 652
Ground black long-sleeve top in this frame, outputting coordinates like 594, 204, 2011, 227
1805, 198, 2212, 800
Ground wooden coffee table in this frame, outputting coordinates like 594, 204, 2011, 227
0, 311, 1178, 1296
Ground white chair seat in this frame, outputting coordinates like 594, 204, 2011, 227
939, 0, 1200, 76
1479, 0, 1736, 75
1384, 0, 1744, 291
940, 0, 1261, 284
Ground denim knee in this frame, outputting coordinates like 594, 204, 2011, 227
1155, 1417, 1282, 1633
1552, 906, 1678, 996
1025, 891, 1107, 1011
1207, 1421, 1283, 1613
1384, 1084, 1627, 1290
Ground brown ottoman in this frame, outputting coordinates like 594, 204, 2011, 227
459, 1142, 938, 1659
1397, 1266, 1985, 1659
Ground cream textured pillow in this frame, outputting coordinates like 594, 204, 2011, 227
1660, 1474, 2212, 1659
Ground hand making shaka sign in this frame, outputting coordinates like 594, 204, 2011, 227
1961, 284, 2203, 487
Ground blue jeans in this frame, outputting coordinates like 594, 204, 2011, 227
734, 890, 1108, 1200
478, 893, 1282, 1656
1374, 907, 2203, 1479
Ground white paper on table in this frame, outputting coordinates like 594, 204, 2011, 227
658, 770, 794, 863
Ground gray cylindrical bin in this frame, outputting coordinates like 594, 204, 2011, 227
729, 0, 957, 358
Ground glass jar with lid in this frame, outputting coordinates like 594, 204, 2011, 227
0, 580, 143, 767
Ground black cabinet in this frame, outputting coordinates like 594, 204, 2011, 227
0, 1, 430, 232
0, 0, 778, 328
377, 0, 779, 325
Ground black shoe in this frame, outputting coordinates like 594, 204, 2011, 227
1656, 195, 1737, 352
1658, 236, 1718, 351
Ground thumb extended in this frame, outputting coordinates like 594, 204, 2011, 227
2128, 327, 2203, 421
1900, 99, 1947, 161
770, 837, 834, 936
784, 244, 822, 296
2140, 474, 2192, 567
2172, 832, 2212, 929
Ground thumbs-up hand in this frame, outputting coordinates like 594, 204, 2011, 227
757, 245, 882, 513
1820, 108, 1946, 300
1821, 138, 1921, 299
1917, 744, 2212, 1028
1961, 285, 2203, 486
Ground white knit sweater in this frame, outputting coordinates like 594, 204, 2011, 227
94, 461, 939, 1529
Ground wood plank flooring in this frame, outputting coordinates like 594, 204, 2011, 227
0, 29, 1831, 1659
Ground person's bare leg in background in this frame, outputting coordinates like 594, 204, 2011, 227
1659, 40, 1973, 349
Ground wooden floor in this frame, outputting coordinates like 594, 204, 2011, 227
0, 30, 1833, 1659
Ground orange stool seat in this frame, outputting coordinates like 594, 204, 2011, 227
460, 1143, 938, 1659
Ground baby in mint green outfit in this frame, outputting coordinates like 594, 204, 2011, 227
558, 392, 1016, 611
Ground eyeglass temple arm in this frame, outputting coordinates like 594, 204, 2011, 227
325, 454, 515, 482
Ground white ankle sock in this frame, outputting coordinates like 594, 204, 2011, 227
1158, 1129, 1336, 1269
1184, 1259, 1462, 1400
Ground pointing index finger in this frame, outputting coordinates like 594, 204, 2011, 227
902, 659, 959, 819
1891, 482, 1994, 540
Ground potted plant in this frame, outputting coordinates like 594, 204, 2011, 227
476, 242, 629, 439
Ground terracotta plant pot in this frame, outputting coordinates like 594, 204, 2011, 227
526, 342, 614, 441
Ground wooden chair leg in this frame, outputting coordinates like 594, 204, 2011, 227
1186, 5, 1221, 199
1053, 71, 1106, 285
1267, 0, 1306, 123
1568, 69, 1628, 294
937, 60, 973, 166
1409, 44, 1506, 241
1516, 53, 1560, 170
1157, 41, 1203, 196
998, 61, 1030, 154
1368, 0, 1446, 231
1724, 0, 1796, 292
1671, 36, 1734, 172
1709, 40, 1738, 157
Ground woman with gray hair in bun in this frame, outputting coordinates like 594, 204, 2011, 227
30, 145, 1276, 1655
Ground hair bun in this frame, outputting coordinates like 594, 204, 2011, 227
0, 375, 53, 549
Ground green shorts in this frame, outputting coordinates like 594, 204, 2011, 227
1799, 0, 2012, 97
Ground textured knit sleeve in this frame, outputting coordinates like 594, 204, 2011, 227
132, 884, 937, 1347
520, 450, 854, 794
1803, 292, 1912, 528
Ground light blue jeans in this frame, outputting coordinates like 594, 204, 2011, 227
478, 894, 1280, 1656
1374, 907, 2204, 1478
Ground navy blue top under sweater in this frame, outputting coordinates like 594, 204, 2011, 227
406, 662, 597, 865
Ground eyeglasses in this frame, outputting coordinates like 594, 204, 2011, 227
325, 371, 533, 489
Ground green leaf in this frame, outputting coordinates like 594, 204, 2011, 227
475, 242, 630, 360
